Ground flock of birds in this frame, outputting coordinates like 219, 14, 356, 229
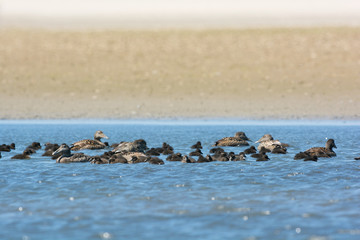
1, 130, 357, 164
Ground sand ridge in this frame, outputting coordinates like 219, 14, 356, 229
0, 27, 359, 119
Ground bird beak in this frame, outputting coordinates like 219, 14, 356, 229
52, 148, 61, 155
102, 133, 109, 139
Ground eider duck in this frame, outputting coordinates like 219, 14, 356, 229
71, 130, 109, 151
53, 144, 92, 163
113, 139, 148, 153
255, 134, 287, 151
304, 139, 337, 158
214, 132, 250, 147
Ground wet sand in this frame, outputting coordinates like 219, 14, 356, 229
1, 27, 359, 120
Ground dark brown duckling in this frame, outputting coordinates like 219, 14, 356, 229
145, 148, 162, 156
109, 154, 128, 164
9, 143, 15, 150
42, 144, 60, 156
29, 142, 41, 150
196, 155, 212, 163
166, 153, 183, 161
271, 145, 287, 154
11, 149, 33, 160
244, 146, 256, 154
191, 141, 202, 149
251, 152, 267, 159
355, 157, 360, 160
128, 155, 147, 164
24, 147, 37, 154
189, 149, 203, 156
304, 139, 337, 158
213, 152, 229, 162
146, 157, 165, 165
181, 155, 196, 163
0, 144, 11, 152
231, 152, 246, 161
256, 154, 270, 162
210, 147, 225, 154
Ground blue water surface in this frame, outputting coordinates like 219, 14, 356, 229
0, 120, 359, 240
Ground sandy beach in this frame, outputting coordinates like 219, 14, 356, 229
1, 27, 359, 120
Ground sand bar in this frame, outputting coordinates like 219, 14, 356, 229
1, 28, 359, 120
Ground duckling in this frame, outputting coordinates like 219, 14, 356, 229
166, 153, 183, 161
29, 142, 41, 150
9, 143, 15, 150
251, 151, 267, 159
53, 144, 92, 163
304, 139, 337, 158
197, 155, 212, 163
191, 141, 202, 149
355, 156, 360, 160
210, 147, 225, 154
231, 152, 246, 161
146, 157, 165, 165
271, 145, 287, 154
244, 146, 256, 154
213, 152, 229, 162
145, 148, 162, 156
0, 144, 11, 152
11, 149, 33, 160
189, 149, 203, 156
42, 143, 60, 157
71, 130, 109, 151
181, 155, 196, 163
109, 154, 128, 164
256, 153, 270, 162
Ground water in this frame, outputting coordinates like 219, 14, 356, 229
0, 120, 359, 240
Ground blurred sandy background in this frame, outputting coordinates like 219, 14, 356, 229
1, 0, 360, 119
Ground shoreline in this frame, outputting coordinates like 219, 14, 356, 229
1, 118, 359, 126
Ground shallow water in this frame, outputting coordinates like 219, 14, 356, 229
0, 120, 359, 240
